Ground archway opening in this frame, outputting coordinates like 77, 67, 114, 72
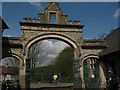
1, 57, 20, 89
83, 56, 100, 88
28, 39, 74, 88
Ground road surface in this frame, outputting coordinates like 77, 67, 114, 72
31, 83, 73, 90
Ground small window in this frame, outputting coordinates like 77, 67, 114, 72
50, 12, 56, 23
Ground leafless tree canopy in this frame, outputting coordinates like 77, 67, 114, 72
29, 41, 48, 69
1, 57, 19, 67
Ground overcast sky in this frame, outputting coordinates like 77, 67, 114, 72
1, 2, 119, 66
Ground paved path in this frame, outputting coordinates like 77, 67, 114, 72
31, 83, 73, 89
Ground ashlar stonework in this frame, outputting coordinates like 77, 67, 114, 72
2, 2, 107, 89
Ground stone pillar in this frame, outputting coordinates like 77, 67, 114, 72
19, 58, 31, 90
25, 58, 31, 90
19, 64, 26, 90
73, 59, 82, 89
99, 61, 106, 88
80, 62, 85, 88
19, 57, 26, 90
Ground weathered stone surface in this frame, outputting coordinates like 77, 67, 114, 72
2, 37, 22, 45
81, 39, 107, 47
2, 2, 108, 89
73, 60, 81, 89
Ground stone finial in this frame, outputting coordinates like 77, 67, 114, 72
77, 20, 80, 25
37, 18, 40, 23
73, 20, 76, 24
28, 18, 31, 22
69, 20, 72, 24
33, 18, 36, 22
23, 18, 27, 22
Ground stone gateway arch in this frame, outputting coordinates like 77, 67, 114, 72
2, 2, 107, 89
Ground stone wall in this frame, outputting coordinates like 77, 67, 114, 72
2, 1, 108, 89
2, 37, 22, 58
21, 28, 82, 46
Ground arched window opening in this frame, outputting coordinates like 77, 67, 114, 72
83, 57, 100, 88
50, 12, 56, 23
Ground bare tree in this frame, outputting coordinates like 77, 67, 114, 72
2, 57, 19, 67
29, 41, 48, 69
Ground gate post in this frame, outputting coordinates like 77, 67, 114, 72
19, 62, 26, 90
80, 62, 86, 88
73, 59, 82, 89
19, 58, 31, 90
99, 61, 106, 88
25, 58, 31, 89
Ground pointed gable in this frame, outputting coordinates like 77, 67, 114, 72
38, 2, 68, 24
42, 2, 64, 14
